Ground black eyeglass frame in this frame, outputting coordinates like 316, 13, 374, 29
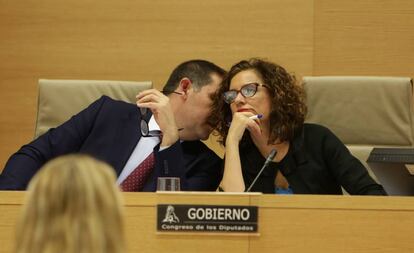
139, 107, 162, 137
223, 82, 267, 104
139, 90, 184, 137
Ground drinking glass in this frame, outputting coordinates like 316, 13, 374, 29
157, 177, 180, 191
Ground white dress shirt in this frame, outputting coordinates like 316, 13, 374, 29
117, 116, 160, 184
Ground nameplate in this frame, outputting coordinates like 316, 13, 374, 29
157, 204, 258, 234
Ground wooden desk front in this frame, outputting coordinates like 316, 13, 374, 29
1, 191, 413, 253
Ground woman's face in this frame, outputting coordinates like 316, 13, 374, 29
229, 69, 272, 121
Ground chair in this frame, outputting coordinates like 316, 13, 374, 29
35, 79, 152, 138
303, 76, 414, 180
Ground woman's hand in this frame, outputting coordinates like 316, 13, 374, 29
221, 112, 262, 192
226, 112, 262, 145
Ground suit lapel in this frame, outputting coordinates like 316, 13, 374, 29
111, 109, 142, 176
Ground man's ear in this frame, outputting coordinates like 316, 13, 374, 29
179, 77, 193, 94
178, 78, 192, 97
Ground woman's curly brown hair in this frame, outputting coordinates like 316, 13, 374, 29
210, 58, 307, 145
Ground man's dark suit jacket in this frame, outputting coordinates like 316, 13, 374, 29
0, 96, 222, 191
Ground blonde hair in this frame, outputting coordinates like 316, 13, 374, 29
15, 154, 124, 253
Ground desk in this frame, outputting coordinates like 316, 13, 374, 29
1, 191, 414, 253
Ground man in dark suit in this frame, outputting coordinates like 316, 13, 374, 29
0, 60, 226, 191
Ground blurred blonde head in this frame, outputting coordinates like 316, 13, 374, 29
15, 154, 124, 253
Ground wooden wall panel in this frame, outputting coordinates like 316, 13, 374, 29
0, 0, 314, 169
2, 0, 414, 171
314, 0, 414, 76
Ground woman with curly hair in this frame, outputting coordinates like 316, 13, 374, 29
213, 58, 386, 195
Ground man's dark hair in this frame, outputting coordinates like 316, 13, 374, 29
162, 60, 225, 95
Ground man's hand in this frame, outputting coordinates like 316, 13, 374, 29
136, 89, 179, 147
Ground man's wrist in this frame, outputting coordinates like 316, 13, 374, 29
160, 131, 179, 147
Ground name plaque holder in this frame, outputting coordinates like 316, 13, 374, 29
156, 191, 261, 236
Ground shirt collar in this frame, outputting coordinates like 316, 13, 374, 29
147, 114, 183, 143
148, 115, 160, 131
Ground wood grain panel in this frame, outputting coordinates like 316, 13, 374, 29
314, 0, 414, 76
0, 0, 313, 169
251, 194, 414, 253
1, 192, 414, 253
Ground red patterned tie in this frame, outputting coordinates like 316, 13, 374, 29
120, 152, 155, 192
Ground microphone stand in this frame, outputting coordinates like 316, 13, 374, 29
245, 149, 277, 192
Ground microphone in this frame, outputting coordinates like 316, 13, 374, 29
245, 149, 277, 192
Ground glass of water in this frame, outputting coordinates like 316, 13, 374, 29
157, 177, 180, 191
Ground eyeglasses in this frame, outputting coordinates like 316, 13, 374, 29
140, 107, 162, 137
139, 90, 184, 137
162, 90, 183, 95
223, 82, 266, 104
